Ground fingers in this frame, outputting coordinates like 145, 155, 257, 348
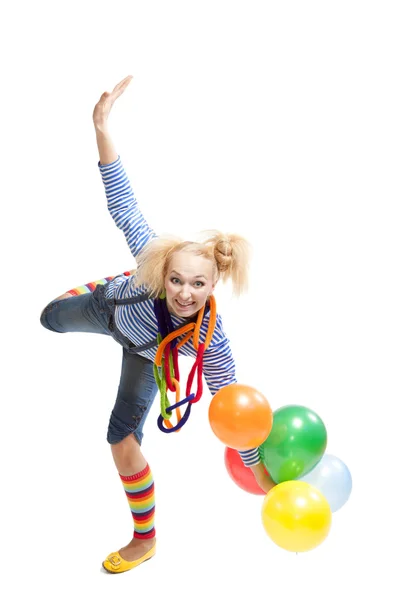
96, 76, 132, 107
112, 75, 133, 97
114, 74, 133, 88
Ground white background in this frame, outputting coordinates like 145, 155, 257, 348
1, 1, 399, 598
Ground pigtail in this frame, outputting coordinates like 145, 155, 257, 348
200, 230, 252, 296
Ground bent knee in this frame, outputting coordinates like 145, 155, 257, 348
39, 292, 72, 332
40, 300, 61, 332
40, 303, 54, 331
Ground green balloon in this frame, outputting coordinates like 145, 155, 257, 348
259, 405, 327, 483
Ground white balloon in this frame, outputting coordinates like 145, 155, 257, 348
299, 454, 352, 512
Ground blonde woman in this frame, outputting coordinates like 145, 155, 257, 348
40, 76, 275, 574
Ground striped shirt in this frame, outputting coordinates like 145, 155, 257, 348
99, 156, 260, 467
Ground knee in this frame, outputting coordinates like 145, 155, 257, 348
40, 298, 68, 333
110, 433, 140, 451
107, 421, 143, 447
110, 433, 144, 473
40, 303, 55, 331
40, 293, 73, 331
107, 406, 146, 446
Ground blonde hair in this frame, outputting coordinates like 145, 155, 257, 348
133, 230, 251, 298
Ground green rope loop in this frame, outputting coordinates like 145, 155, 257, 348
155, 332, 177, 421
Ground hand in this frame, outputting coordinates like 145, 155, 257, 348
93, 75, 133, 131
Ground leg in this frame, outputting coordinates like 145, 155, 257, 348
40, 273, 118, 333
103, 350, 158, 573
40, 288, 110, 335
39, 271, 138, 334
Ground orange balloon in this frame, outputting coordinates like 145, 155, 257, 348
209, 384, 273, 450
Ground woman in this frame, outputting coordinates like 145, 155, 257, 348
40, 75, 275, 574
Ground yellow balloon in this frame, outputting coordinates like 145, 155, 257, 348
261, 481, 332, 552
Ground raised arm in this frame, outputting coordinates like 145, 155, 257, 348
92, 76, 156, 258
92, 76, 132, 165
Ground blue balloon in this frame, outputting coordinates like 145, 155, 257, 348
298, 454, 352, 512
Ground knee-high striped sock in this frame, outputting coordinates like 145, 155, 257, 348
119, 464, 156, 539
66, 271, 132, 296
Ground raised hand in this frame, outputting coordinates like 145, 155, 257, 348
93, 75, 133, 131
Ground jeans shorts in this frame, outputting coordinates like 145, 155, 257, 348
40, 286, 158, 445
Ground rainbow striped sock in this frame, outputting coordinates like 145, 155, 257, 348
120, 464, 156, 539
66, 272, 131, 296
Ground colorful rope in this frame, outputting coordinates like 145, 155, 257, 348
153, 295, 217, 433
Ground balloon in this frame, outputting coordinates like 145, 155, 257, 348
209, 384, 273, 450
299, 454, 352, 512
261, 481, 332, 552
224, 447, 268, 495
259, 405, 327, 482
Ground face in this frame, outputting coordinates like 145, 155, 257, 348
164, 251, 217, 318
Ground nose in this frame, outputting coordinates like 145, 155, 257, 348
179, 285, 192, 301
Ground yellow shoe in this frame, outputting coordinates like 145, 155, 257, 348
102, 544, 156, 574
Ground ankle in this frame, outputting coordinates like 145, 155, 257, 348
127, 536, 156, 548
134, 535, 156, 543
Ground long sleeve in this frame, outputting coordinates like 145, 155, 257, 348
202, 319, 261, 467
98, 156, 156, 258
238, 447, 261, 466
202, 337, 237, 396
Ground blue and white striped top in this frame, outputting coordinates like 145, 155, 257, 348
98, 156, 260, 467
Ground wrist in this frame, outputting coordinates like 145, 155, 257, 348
250, 462, 265, 476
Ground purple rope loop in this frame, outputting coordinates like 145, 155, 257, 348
157, 393, 195, 433
154, 297, 178, 349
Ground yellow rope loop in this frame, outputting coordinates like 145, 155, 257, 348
163, 378, 182, 430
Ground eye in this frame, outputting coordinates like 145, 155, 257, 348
194, 281, 205, 287
171, 277, 180, 284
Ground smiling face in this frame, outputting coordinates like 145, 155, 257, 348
164, 251, 217, 318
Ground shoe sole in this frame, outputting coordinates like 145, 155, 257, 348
102, 554, 154, 574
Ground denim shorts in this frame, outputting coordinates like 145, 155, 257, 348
40, 287, 158, 445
